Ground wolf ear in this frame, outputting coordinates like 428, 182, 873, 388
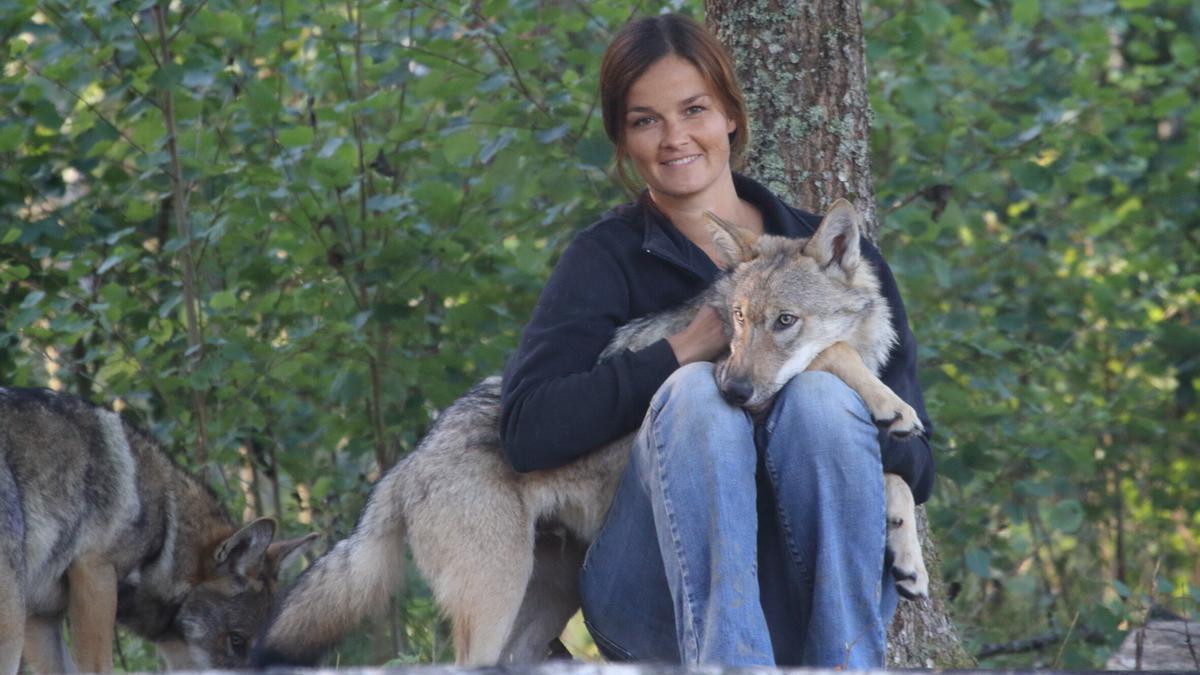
804, 198, 862, 277
704, 210, 760, 267
215, 517, 277, 577
266, 532, 320, 577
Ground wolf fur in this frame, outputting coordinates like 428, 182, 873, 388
256, 200, 930, 667
0, 387, 316, 673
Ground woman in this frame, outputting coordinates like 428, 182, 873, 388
500, 13, 933, 668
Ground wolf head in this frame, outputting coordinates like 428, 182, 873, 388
705, 199, 894, 412
124, 518, 317, 670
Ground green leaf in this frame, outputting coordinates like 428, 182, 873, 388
479, 131, 515, 164
1047, 499, 1084, 534
3, 264, 31, 281
20, 290, 45, 309
0, 124, 23, 152
1013, 0, 1040, 26
278, 126, 314, 148
209, 289, 238, 310
535, 124, 570, 144
317, 137, 344, 158
311, 475, 335, 501
1170, 36, 1198, 67
97, 253, 126, 275
182, 69, 216, 90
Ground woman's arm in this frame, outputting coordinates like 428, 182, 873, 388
500, 232, 680, 473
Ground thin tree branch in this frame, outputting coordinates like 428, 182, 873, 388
153, 1, 209, 464
977, 629, 1108, 659
469, 9, 551, 118
39, 2, 161, 110
25, 65, 154, 163
314, 35, 489, 76
168, 0, 210, 43
127, 7, 162, 70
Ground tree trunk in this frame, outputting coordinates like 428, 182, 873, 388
706, 1, 973, 668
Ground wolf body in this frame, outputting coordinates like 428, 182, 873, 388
257, 201, 930, 666
0, 388, 315, 674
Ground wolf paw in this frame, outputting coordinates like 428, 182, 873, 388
884, 474, 928, 601
872, 400, 924, 439
889, 523, 930, 601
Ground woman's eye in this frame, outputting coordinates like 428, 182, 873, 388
631, 116, 655, 128
685, 105, 706, 115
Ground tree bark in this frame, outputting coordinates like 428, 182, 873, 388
706, 0, 973, 667
707, 0, 878, 237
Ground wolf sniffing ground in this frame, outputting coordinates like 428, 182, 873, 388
0, 387, 316, 674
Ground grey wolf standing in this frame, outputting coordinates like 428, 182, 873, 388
0, 387, 316, 673
255, 201, 930, 667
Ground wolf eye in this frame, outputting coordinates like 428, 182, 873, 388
776, 313, 798, 329
227, 632, 248, 656
733, 308, 744, 324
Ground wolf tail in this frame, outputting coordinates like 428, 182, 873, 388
252, 464, 409, 667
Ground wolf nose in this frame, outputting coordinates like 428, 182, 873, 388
720, 379, 754, 406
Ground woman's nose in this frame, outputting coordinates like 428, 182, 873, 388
660, 118, 688, 148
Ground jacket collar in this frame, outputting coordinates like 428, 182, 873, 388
638, 173, 808, 281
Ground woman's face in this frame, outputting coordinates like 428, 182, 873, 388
622, 54, 737, 203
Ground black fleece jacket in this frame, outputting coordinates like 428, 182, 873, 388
500, 174, 935, 504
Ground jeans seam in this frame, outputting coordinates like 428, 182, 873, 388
762, 444, 811, 580
650, 403, 701, 662
583, 617, 635, 661
874, 460, 887, 653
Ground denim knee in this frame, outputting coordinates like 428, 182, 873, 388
650, 362, 724, 413
639, 361, 754, 473
764, 371, 880, 473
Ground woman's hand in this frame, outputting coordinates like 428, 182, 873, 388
667, 305, 729, 365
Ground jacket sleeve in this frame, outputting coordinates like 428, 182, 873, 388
500, 232, 680, 473
862, 238, 936, 505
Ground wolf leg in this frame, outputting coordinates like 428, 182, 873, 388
23, 617, 76, 674
0, 462, 25, 675
0, 594, 22, 675
430, 520, 534, 666
497, 529, 587, 663
884, 474, 929, 600
808, 344, 929, 599
809, 342, 923, 437
66, 554, 117, 673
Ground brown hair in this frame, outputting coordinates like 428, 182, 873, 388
599, 13, 750, 191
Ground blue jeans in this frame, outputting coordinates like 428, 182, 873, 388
580, 363, 898, 667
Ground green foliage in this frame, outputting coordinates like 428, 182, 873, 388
867, 0, 1199, 667
0, 0, 638, 663
1, 0, 1195, 669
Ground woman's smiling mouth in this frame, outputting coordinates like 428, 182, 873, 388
662, 154, 702, 167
